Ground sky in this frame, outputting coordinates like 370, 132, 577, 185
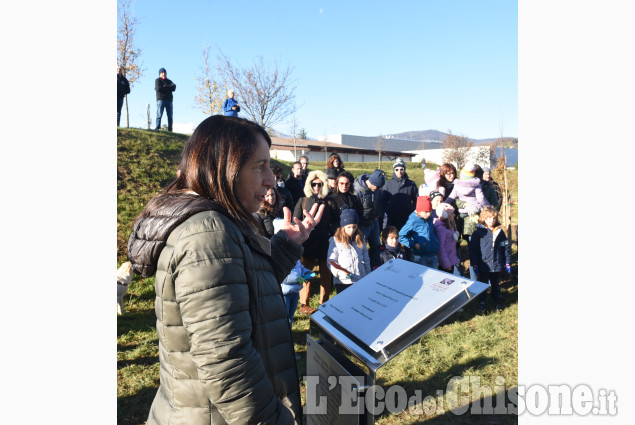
120, 0, 517, 139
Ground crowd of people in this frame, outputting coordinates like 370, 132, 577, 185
126, 116, 513, 424
255, 154, 511, 320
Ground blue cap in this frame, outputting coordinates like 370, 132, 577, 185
340, 208, 359, 227
159, 67, 166, 75
368, 169, 385, 188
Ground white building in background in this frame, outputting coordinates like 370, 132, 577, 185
318, 134, 518, 168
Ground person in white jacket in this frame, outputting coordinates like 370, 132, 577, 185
328, 208, 371, 293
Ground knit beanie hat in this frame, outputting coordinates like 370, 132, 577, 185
429, 191, 443, 202
436, 204, 448, 219
340, 208, 359, 227
460, 162, 476, 180
482, 166, 491, 172
326, 168, 338, 179
393, 158, 406, 170
416, 196, 432, 213
368, 169, 386, 188
159, 67, 167, 75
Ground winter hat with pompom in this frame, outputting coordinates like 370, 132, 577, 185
460, 162, 476, 180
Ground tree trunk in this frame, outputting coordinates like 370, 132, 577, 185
125, 96, 130, 128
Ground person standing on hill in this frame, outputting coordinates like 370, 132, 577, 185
154, 67, 176, 131
117, 65, 130, 127
222, 89, 240, 117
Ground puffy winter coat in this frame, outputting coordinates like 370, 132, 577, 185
384, 173, 418, 230
481, 180, 500, 210
293, 170, 332, 259
127, 193, 303, 425
398, 212, 439, 256
434, 219, 460, 270
469, 223, 512, 273
327, 237, 371, 286
445, 177, 490, 213
353, 175, 379, 226
254, 209, 277, 238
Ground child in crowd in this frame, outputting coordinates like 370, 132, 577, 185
378, 226, 408, 265
280, 261, 315, 328
327, 209, 371, 294
399, 196, 440, 269
469, 206, 511, 313
434, 203, 460, 273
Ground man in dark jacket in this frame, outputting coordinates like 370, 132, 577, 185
353, 169, 386, 269
154, 67, 176, 131
117, 65, 130, 127
384, 158, 418, 230
285, 161, 305, 207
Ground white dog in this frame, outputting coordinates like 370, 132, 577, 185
117, 262, 134, 315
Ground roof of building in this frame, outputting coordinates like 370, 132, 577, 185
269, 136, 417, 158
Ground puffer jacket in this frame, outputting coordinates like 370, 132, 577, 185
384, 172, 418, 230
127, 192, 303, 425
434, 219, 460, 270
398, 212, 439, 256
327, 236, 371, 286
444, 177, 490, 213
469, 223, 511, 273
293, 170, 332, 259
353, 175, 379, 226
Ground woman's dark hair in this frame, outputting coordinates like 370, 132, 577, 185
167, 115, 271, 229
326, 153, 344, 170
336, 171, 355, 194
259, 187, 281, 215
438, 163, 457, 187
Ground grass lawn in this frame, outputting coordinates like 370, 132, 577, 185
117, 129, 518, 424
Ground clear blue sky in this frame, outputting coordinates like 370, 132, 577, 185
121, 0, 517, 139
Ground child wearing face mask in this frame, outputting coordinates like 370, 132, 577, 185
327, 208, 371, 294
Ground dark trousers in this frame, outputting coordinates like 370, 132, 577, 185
478, 271, 502, 305
117, 97, 124, 126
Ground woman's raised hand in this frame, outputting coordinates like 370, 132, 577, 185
279, 203, 325, 246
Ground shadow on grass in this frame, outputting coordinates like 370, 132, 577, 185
118, 385, 157, 425
117, 309, 156, 336
373, 358, 518, 424
118, 356, 160, 369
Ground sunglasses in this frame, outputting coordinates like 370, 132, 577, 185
311, 182, 323, 187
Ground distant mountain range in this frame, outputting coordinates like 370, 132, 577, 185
387, 130, 517, 146
271, 129, 517, 146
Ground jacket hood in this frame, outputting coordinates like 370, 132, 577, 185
303, 170, 330, 199
127, 193, 227, 277
454, 177, 481, 188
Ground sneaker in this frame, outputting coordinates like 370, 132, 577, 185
299, 304, 317, 315
476, 302, 487, 315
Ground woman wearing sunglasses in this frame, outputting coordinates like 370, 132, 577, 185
293, 170, 335, 313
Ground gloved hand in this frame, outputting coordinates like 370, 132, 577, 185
506, 264, 511, 274
472, 265, 479, 274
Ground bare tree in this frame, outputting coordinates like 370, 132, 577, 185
216, 52, 297, 132
288, 115, 299, 160
441, 131, 472, 171
375, 136, 384, 168
117, 0, 143, 128
194, 45, 225, 115
298, 128, 307, 140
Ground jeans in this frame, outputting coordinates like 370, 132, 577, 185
413, 253, 438, 269
155, 100, 173, 131
359, 220, 381, 269
117, 97, 124, 126
283, 292, 300, 327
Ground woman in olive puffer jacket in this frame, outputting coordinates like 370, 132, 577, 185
128, 116, 323, 425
